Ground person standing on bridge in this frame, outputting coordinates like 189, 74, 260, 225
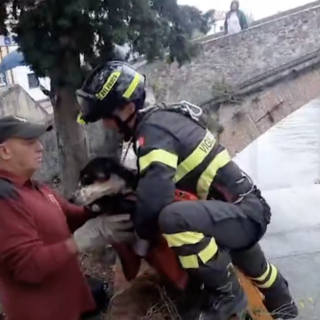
225, 0, 248, 34
76, 61, 298, 320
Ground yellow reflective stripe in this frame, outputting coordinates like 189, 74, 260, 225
96, 71, 121, 100
251, 264, 278, 289
123, 73, 141, 98
196, 149, 231, 199
178, 237, 218, 269
163, 232, 204, 248
173, 131, 216, 183
179, 255, 199, 269
139, 149, 178, 173
77, 113, 86, 125
198, 238, 218, 264
257, 265, 277, 288
251, 263, 270, 282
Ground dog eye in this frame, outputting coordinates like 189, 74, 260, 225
97, 172, 106, 180
97, 172, 110, 181
81, 174, 92, 186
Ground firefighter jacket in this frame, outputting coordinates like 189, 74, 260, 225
133, 106, 255, 240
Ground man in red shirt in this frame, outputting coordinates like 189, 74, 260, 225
0, 116, 134, 320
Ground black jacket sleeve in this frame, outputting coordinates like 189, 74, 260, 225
134, 124, 179, 240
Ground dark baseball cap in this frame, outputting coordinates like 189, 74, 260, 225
0, 116, 53, 144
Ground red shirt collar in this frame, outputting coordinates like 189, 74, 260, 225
0, 169, 34, 188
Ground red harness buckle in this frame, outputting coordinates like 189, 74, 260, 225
174, 189, 198, 202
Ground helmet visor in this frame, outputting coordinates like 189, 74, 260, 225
76, 90, 102, 123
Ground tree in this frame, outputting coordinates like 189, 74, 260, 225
0, 0, 214, 195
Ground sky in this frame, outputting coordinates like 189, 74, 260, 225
178, 0, 313, 20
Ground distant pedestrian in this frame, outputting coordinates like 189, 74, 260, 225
224, 1, 248, 34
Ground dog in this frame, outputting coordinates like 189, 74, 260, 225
70, 157, 138, 215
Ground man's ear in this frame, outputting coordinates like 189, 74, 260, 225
117, 102, 135, 118
128, 102, 136, 113
0, 143, 11, 160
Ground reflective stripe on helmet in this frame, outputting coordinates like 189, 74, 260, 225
96, 69, 142, 101
123, 73, 142, 99
77, 113, 87, 125
96, 71, 121, 100
77, 61, 146, 125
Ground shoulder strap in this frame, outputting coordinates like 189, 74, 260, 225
0, 178, 19, 200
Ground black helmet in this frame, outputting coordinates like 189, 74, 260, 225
76, 61, 146, 124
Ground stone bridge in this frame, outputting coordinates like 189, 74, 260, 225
138, 2, 320, 155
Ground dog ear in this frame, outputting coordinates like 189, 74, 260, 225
97, 157, 117, 177
114, 164, 138, 189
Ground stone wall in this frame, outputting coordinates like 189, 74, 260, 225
0, 85, 49, 122
138, 4, 320, 105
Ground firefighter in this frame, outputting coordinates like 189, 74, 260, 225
75, 61, 298, 319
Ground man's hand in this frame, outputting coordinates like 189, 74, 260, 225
73, 215, 109, 252
73, 214, 135, 253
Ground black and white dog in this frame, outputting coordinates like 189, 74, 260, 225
70, 157, 153, 259
70, 157, 138, 215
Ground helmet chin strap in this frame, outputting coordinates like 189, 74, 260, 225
113, 111, 137, 142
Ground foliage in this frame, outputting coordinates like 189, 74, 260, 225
0, 0, 215, 88
211, 78, 237, 103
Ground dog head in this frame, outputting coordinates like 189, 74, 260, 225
70, 157, 138, 212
